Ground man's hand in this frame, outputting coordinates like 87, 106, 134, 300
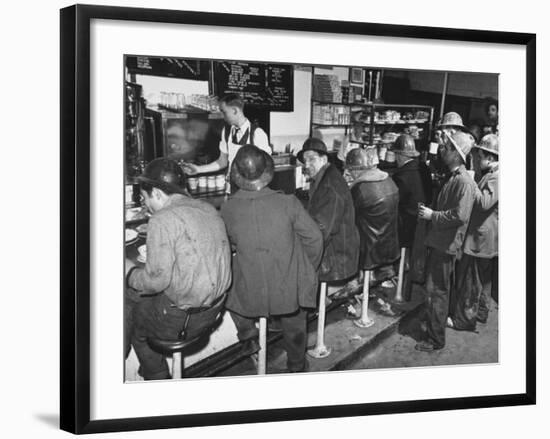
418, 205, 434, 221
181, 162, 199, 175
125, 258, 136, 276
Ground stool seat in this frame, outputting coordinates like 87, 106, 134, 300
147, 333, 207, 355
146, 294, 227, 378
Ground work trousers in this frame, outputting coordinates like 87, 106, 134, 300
129, 293, 190, 380
230, 308, 308, 372
424, 248, 456, 349
451, 254, 495, 330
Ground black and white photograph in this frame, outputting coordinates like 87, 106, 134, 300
124, 55, 500, 381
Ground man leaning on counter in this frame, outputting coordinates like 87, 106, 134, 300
181, 93, 271, 176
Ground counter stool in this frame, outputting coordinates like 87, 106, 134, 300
258, 317, 267, 374
393, 248, 407, 303
307, 282, 331, 358
354, 271, 375, 328
147, 294, 226, 379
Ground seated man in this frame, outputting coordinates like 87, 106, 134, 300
298, 138, 359, 284
221, 145, 323, 373
125, 158, 231, 380
345, 148, 400, 286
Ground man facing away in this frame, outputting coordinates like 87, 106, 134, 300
345, 147, 400, 283
416, 130, 477, 352
182, 93, 271, 178
220, 145, 323, 373
125, 158, 231, 379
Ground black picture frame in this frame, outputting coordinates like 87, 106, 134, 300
60, 4, 536, 434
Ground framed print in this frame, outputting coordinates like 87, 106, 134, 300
60, 4, 536, 434
350, 67, 364, 85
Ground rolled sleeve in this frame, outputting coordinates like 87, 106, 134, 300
219, 127, 228, 155
253, 128, 271, 154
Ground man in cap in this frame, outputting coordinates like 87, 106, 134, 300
298, 138, 360, 284
125, 158, 232, 379
220, 145, 323, 373
345, 147, 400, 289
449, 134, 499, 331
416, 130, 477, 351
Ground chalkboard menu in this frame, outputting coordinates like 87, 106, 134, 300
214, 61, 293, 111
126, 56, 210, 81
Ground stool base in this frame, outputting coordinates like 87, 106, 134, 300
307, 345, 332, 358
353, 318, 375, 328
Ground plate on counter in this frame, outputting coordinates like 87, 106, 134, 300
126, 207, 148, 222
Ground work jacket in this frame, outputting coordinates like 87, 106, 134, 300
221, 187, 323, 317
307, 164, 360, 282
128, 194, 232, 308
350, 168, 400, 270
425, 165, 477, 256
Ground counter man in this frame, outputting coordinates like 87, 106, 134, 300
125, 158, 231, 380
182, 93, 271, 177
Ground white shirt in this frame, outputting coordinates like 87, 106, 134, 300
219, 119, 271, 166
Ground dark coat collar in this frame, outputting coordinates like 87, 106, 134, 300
232, 186, 278, 200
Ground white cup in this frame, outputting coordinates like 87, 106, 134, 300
429, 142, 439, 154
137, 244, 147, 261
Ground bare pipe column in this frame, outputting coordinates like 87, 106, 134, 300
307, 282, 331, 358
439, 72, 449, 120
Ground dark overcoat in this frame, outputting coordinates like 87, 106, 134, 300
350, 168, 400, 270
307, 164, 360, 282
392, 159, 429, 248
220, 187, 323, 317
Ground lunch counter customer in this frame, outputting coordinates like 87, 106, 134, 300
345, 147, 400, 287
125, 158, 231, 380
298, 137, 359, 284
416, 131, 477, 352
449, 134, 499, 331
221, 145, 323, 373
